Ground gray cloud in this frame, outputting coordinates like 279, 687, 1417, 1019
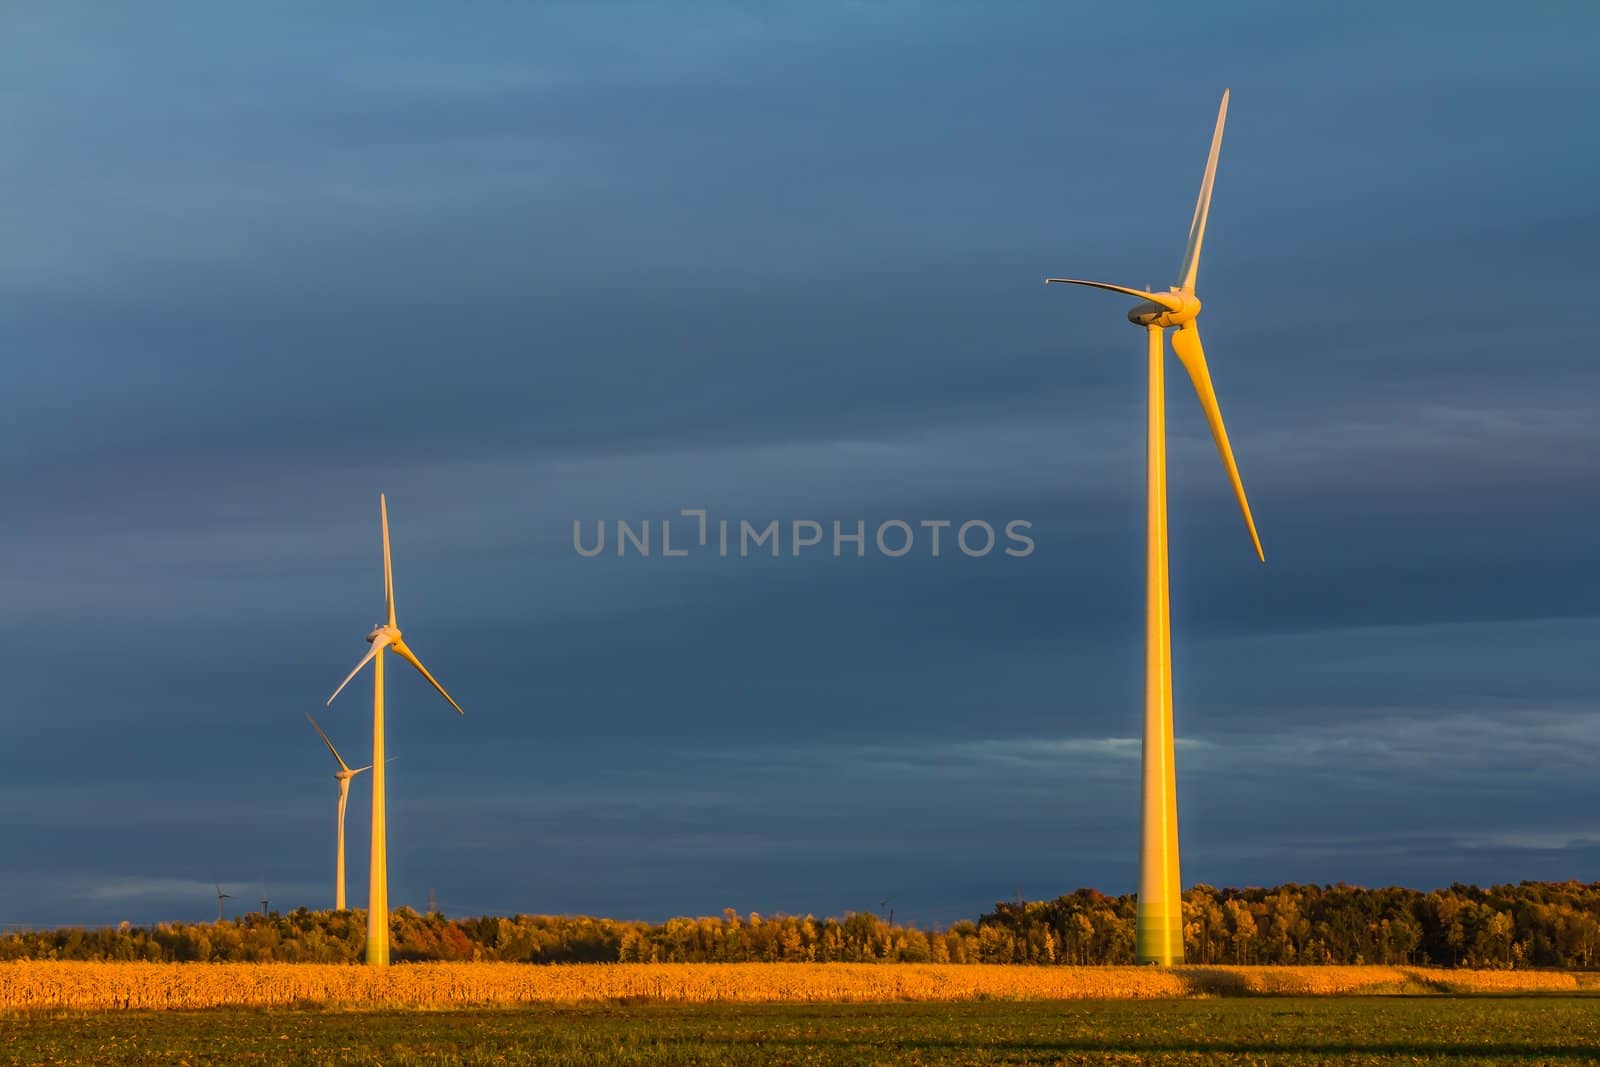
1, 1, 1597, 926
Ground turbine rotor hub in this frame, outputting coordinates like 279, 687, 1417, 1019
367, 624, 400, 644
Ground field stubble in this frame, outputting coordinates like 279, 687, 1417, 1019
2, 962, 1598, 1011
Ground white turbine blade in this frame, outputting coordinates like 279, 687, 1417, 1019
306, 714, 351, 771
1177, 89, 1229, 292
350, 756, 392, 777
1170, 323, 1264, 562
1043, 279, 1183, 310
391, 640, 464, 715
381, 494, 396, 628
326, 635, 391, 706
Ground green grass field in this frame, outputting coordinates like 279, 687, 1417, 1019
5, 997, 1598, 1066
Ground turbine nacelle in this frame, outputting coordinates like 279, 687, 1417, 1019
1128, 291, 1201, 329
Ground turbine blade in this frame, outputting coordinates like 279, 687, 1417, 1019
381, 494, 396, 628
1170, 323, 1264, 561
306, 714, 352, 771
326, 635, 391, 706
1044, 278, 1183, 310
391, 639, 464, 715
351, 763, 373, 775
1177, 89, 1229, 291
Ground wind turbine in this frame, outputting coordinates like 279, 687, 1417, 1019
327, 494, 464, 966
306, 713, 372, 912
1046, 89, 1264, 965
214, 884, 232, 923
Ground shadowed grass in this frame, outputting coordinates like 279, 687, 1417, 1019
5, 996, 1600, 1065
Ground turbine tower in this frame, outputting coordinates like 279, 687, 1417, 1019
306, 713, 372, 912
214, 884, 232, 923
327, 494, 464, 966
1046, 89, 1264, 965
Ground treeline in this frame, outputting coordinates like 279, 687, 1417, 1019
982, 882, 1600, 968
4, 881, 1598, 968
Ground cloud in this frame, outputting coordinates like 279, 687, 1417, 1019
0, 2, 1596, 926
83, 877, 232, 903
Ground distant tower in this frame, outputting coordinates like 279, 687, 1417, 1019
428, 888, 439, 916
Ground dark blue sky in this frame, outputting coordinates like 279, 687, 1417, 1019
3, 3, 1598, 928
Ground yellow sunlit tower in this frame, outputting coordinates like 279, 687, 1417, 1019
1047, 90, 1265, 964
327, 495, 464, 965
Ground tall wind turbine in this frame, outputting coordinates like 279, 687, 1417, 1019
327, 494, 464, 966
1046, 89, 1264, 965
306, 714, 371, 912
214, 884, 232, 923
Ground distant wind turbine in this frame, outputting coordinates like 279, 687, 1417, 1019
327, 494, 464, 966
306, 714, 372, 912
1046, 89, 1265, 965
215, 884, 232, 923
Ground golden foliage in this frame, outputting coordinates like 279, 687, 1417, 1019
0, 962, 1593, 1011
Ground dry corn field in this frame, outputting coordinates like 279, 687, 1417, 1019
3, 962, 1597, 1011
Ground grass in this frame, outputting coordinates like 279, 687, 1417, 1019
5, 997, 1600, 1065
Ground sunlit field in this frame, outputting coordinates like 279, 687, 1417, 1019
6, 998, 1600, 1066
3, 962, 1598, 1010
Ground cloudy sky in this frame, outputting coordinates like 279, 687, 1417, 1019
3, 2, 1597, 928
